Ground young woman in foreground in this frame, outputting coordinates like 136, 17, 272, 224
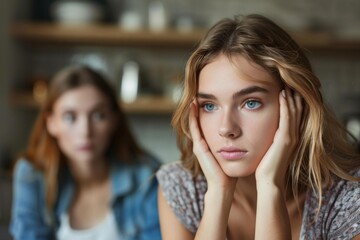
10, 66, 161, 240
157, 14, 360, 239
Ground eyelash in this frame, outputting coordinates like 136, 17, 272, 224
199, 99, 263, 112
201, 102, 217, 112
243, 99, 262, 110
62, 111, 108, 124
63, 112, 76, 123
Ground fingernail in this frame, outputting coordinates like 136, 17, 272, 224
281, 90, 286, 98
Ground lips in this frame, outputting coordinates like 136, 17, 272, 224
78, 144, 94, 151
218, 146, 247, 160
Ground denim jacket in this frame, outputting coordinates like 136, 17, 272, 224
10, 155, 162, 240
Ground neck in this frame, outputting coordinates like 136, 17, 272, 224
68, 158, 110, 187
233, 175, 304, 212
233, 174, 258, 212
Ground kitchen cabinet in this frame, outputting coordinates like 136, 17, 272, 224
9, 22, 360, 114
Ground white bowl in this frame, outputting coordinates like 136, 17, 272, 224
51, 0, 103, 25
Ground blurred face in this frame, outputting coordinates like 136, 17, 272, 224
198, 54, 281, 177
46, 85, 117, 166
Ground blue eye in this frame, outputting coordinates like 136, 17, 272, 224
63, 112, 76, 123
203, 103, 217, 112
244, 100, 262, 110
92, 112, 106, 121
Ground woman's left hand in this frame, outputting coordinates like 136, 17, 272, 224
255, 87, 303, 189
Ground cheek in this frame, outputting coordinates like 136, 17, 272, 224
199, 114, 208, 137
93, 124, 115, 144
199, 113, 219, 148
98, 128, 113, 141
245, 109, 279, 153
54, 127, 76, 154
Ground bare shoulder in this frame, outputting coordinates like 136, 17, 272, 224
158, 186, 194, 240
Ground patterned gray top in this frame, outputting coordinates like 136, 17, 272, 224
156, 161, 360, 240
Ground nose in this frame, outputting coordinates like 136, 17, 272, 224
218, 110, 241, 139
78, 116, 92, 137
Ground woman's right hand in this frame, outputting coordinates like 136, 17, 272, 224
189, 100, 237, 191
190, 100, 237, 240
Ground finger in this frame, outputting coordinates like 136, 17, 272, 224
285, 87, 296, 114
279, 89, 290, 134
294, 91, 303, 130
286, 87, 297, 131
189, 100, 209, 157
188, 101, 220, 176
189, 101, 201, 142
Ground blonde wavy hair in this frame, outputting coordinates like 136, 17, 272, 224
172, 14, 360, 209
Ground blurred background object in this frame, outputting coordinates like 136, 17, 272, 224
347, 118, 360, 140
51, 0, 104, 25
148, 0, 168, 32
120, 60, 140, 103
118, 10, 143, 31
32, 77, 48, 104
342, 95, 360, 153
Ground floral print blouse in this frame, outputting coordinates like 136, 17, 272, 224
157, 162, 360, 239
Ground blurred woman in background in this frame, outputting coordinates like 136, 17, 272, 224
10, 66, 161, 240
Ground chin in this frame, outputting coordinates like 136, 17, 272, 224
70, 153, 97, 164
220, 161, 257, 178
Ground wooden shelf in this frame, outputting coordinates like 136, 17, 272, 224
289, 31, 360, 51
9, 22, 205, 48
9, 22, 360, 115
9, 22, 360, 50
10, 92, 177, 114
121, 96, 177, 114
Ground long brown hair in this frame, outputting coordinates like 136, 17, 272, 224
23, 65, 143, 209
172, 14, 360, 209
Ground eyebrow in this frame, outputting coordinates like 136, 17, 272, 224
197, 86, 269, 100
59, 102, 111, 112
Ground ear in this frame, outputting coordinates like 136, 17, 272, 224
46, 114, 58, 137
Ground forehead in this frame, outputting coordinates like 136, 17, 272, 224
53, 85, 109, 112
199, 54, 279, 90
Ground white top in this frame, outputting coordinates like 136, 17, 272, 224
56, 211, 122, 240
